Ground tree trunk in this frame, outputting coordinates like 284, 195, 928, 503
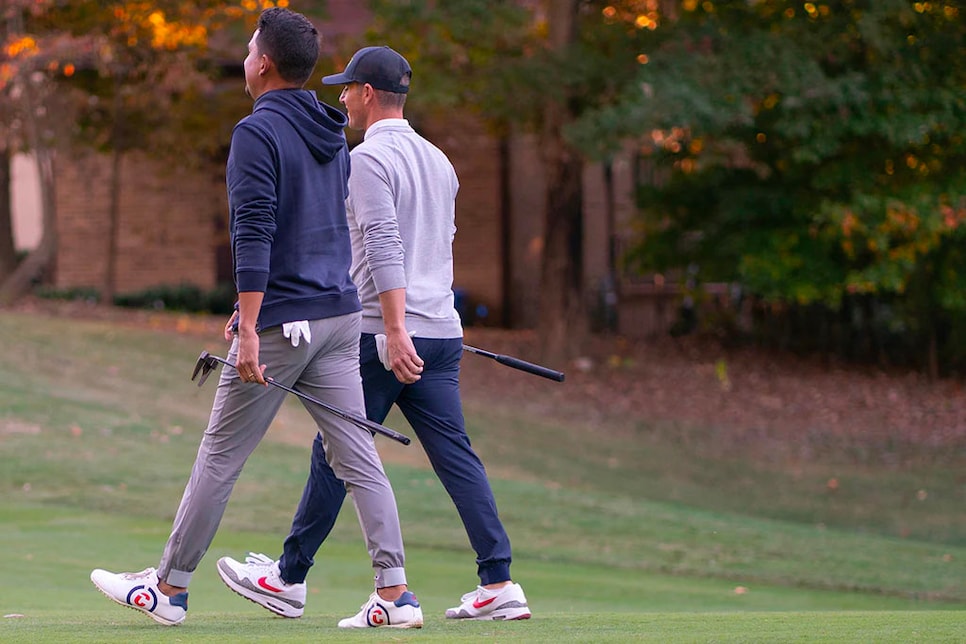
537, 0, 585, 366
0, 148, 56, 305
0, 147, 17, 280
0, 21, 58, 307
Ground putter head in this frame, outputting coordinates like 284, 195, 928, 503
191, 350, 220, 387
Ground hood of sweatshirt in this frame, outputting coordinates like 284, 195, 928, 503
252, 89, 348, 164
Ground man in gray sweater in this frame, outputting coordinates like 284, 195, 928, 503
217, 45, 530, 623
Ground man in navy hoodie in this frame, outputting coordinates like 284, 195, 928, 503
90, 8, 422, 630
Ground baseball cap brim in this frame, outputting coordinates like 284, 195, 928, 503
321, 72, 352, 85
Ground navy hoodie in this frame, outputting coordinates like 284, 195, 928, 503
227, 88, 359, 331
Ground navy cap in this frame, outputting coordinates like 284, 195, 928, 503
321, 46, 411, 94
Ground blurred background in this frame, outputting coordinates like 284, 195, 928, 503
2, 0, 963, 376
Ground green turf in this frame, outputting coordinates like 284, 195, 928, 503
0, 308, 964, 641
1, 505, 963, 642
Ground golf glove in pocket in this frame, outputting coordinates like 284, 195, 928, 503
375, 331, 415, 371
283, 320, 311, 347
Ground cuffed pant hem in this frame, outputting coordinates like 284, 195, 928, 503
478, 562, 511, 586
375, 567, 407, 588
164, 568, 193, 588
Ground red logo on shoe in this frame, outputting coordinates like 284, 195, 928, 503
257, 577, 283, 593
126, 585, 157, 611
472, 595, 497, 609
368, 605, 386, 626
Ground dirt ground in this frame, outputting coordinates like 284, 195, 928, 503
11, 297, 965, 461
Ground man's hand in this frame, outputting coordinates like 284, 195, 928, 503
235, 292, 266, 385
376, 288, 422, 384
236, 328, 266, 385
224, 311, 238, 342
384, 330, 423, 384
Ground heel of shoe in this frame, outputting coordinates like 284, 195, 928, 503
492, 605, 531, 621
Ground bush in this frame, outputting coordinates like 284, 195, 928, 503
113, 283, 236, 315
34, 286, 100, 302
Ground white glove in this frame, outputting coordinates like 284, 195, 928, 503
282, 320, 312, 347
375, 331, 415, 371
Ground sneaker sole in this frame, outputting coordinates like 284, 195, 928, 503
338, 620, 424, 629
89, 576, 183, 626
446, 608, 532, 621
215, 560, 303, 618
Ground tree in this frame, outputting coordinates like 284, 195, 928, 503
1, 1, 261, 305
536, 0, 585, 362
0, 0, 66, 304
0, 148, 14, 282
365, 0, 651, 363
568, 0, 966, 374
33, 1, 252, 304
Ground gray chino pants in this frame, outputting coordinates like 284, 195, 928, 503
158, 312, 407, 589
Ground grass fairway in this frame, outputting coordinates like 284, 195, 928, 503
1, 308, 964, 642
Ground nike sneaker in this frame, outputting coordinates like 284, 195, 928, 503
445, 582, 531, 620
216, 553, 305, 618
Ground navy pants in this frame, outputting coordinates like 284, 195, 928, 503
279, 335, 513, 586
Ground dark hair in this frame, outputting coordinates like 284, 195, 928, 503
255, 7, 320, 85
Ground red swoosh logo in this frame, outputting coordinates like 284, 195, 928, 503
472, 596, 497, 609
258, 577, 283, 593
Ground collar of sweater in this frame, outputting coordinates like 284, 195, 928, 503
364, 118, 411, 140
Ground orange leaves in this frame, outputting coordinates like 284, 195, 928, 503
109, 2, 211, 51
840, 210, 859, 237
832, 193, 965, 299
940, 203, 966, 231
240, 0, 289, 12
4, 35, 38, 58
0, 63, 13, 89
601, 1, 662, 31
146, 11, 208, 50
1, 36, 41, 91
105, 0, 289, 50
884, 203, 921, 237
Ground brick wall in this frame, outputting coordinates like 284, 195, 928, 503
55, 151, 223, 294
52, 113, 508, 320
419, 112, 504, 325
51, 124, 655, 337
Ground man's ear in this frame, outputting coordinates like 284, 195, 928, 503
259, 54, 272, 76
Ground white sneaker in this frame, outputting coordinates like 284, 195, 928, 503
338, 590, 423, 629
90, 567, 188, 626
445, 583, 531, 621
216, 553, 305, 618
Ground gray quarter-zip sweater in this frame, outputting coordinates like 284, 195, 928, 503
346, 118, 463, 338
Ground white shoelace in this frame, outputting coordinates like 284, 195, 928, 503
243, 552, 275, 567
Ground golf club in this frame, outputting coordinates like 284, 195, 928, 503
191, 351, 412, 446
462, 344, 565, 382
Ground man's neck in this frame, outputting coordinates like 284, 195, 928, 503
364, 109, 405, 132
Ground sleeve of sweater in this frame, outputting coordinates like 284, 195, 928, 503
227, 122, 277, 293
347, 149, 407, 294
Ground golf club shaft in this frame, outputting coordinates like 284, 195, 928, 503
462, 344, 565, 382
208, 355, 411, 445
